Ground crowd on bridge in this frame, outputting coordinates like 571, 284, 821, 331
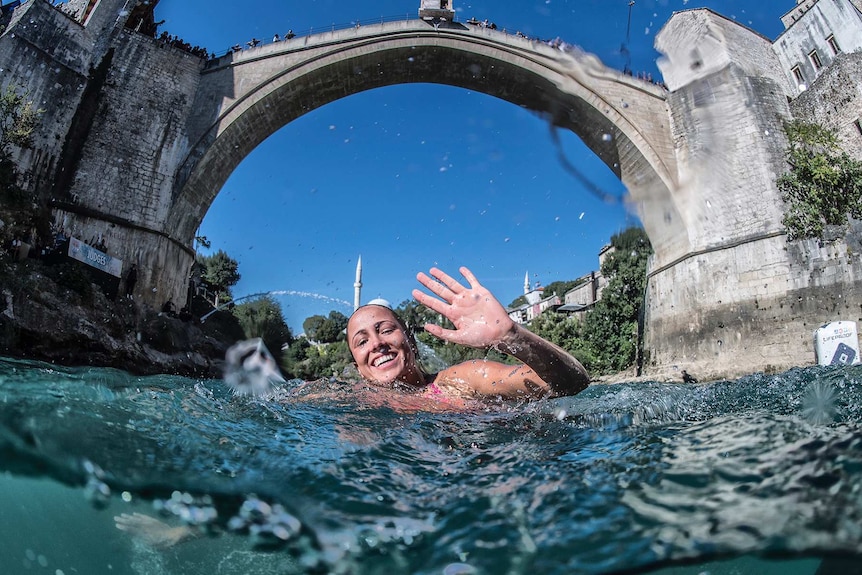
156, 31, 213, 60
148, 13, 670, 89
465, 16, 668, 90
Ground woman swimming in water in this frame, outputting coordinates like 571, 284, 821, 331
347, 265, 589, 401
115, 266, 589, 546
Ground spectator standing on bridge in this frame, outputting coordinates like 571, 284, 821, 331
124, 264, 138, 299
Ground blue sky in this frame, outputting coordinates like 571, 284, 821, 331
154, 0, 788, 333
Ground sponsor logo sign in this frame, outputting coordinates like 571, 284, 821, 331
68, 237, 123, 278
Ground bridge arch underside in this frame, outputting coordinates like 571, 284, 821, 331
171, 39, 675, 245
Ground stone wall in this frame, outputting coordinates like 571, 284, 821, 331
662, 63, 791, 254
643, 229, 862, 380
0, 1, 93, 198
642, 6, 862, 380
656, 9, 794, 97
0, 0, 202, 309
54, 29, 203, 307
789, 51, 862, 160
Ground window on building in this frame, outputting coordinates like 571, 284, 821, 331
856, 119, 862, 137
792, 65, 805, 85
827, 34, 841, 55
809, 49, 823, 71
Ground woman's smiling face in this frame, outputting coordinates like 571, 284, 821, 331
347, 306, 419, 385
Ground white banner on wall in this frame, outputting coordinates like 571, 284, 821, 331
68, 237, 123, 278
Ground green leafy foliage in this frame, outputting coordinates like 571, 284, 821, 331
582, 227, 652, 373
508, 294, 527, 308
523, 227, 652, 375
0, 85, 41, 150
302, 310, 348, 343
778, 120, 862, 240
282, 338, 353, 380
0, 86, 42, 227
196, 250, 240, 302
231, 296, 293, 361
528, 311, 595, 366
544, 279, 583, 299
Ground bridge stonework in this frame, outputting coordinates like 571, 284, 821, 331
2, 0, 861, 379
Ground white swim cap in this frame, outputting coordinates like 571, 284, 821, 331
366, 298, 392, 309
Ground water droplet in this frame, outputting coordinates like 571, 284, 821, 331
504, 238, 510, 242
602, 133, 612, 142
444, 563, 478, 575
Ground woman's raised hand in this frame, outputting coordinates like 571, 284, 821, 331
412, 266, 515, 349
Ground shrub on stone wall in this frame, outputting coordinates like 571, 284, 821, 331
0, 85, 43, 240
778, 120, 862, 240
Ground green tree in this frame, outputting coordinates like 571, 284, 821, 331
544, 279, 582, 300
196, 250, 240, 303
0, 86, 43, 215
508, 294, 527, 308
0, 85, 41, 151
231, 296, 293, 361
282, 338, 353, 380
303, 310, 347, 343
396, 298, 440, 332
582, 227, 652, 374
528, 311, 596, 369
302, 315, 326, 341
778, 120, 862, 240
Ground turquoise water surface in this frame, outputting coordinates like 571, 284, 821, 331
1, 356, 860, 574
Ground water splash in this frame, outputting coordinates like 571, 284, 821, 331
201, 290, 352, 322
267, 290, 352, 309
223, 338, 286, 398
801, 380, 839, 425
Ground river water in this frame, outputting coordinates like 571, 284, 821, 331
0, 356, 860, 574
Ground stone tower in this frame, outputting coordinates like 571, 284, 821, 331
354, 256, 363, 312
56, 0, 139, 44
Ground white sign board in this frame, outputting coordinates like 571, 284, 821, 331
814, 321, 861, 366
68, 237, 123, 278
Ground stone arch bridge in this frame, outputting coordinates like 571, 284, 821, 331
172, 19, 679, 261
5, 0, 856, 379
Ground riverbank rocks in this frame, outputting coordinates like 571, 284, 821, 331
0, 261, 231, 378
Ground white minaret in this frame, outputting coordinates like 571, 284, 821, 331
354, 255, 363, 311
524, 271, 530, 295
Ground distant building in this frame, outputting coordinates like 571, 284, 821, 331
506, 244, 619, 325
419, 0, 455, 21
507, 271, 560, 325
558, 244, 613, 318
774, 0, 862, 95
